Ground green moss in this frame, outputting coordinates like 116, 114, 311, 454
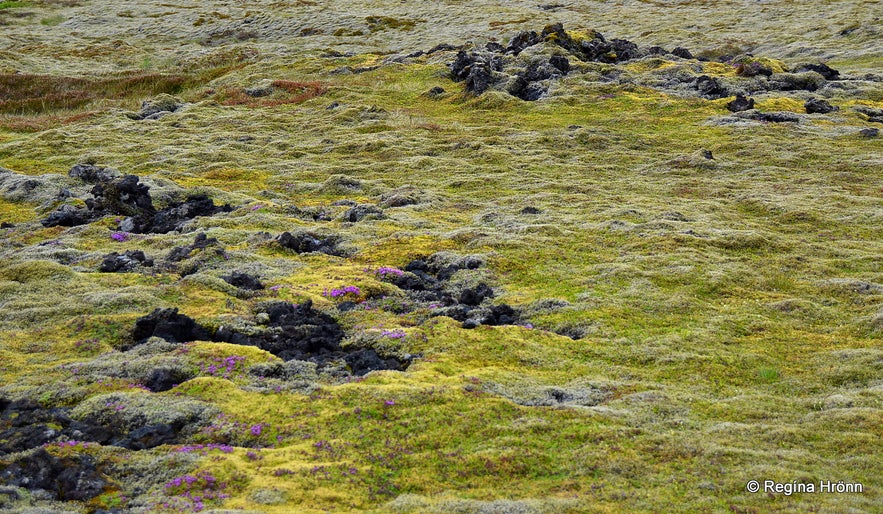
0, 4, 881, 512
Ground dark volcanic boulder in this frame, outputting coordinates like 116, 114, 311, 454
459, 283, 494, 306
727, 94, 755, 112
0, 448, 107, 501
216, 300, 345, 362
804, 98, 837, 114
671, 47, 693, 59
113, 423, 178, 450
100, 250, 153, 272
222, 271, 264, 291
794, 63, 840, 80
342, 204, 385, 222
132, 308, 210, 345
144, 194, 232, 234
166, 232, 222, 262
344, 349, 403, 375
144, 367, 196, 392
481, 304, 521, 326
277, 231, 343, 256
695, 75, 728, 99
68, 164, 116, 183
506, 30, 541, 55
41, 204, 91, 227
450, 51, 502, 94
0, 398, 115, 456
549, 55, 570, 73
740, 111, 800, 123
87, 175, 155, 218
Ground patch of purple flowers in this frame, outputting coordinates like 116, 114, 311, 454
110, 231, 128, 242
163, 470, 230, 513
173, 444, 234, 455
200, 355, 246, 379
380, 329, 406, 340
375, 266, 404, 277
324, 285, 361, 298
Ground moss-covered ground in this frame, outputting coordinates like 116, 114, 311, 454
0, 1, 881, 512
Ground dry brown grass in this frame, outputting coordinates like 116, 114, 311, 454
0, 110, 98, 132
218, 80, 328, 107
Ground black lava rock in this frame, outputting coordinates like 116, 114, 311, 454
100, 250, 153, 273
459, 283, 494, 306
144, 367, 195, 392
222, 271, 265, 291
506, 30, 541, 55
742, 111, 800, 123
42, 173, 229, 232
481, 304, 520, 325
167, 233, 221, 262
68, 164, 116, 183
142, 194, 232, 234
342, 204, 384, 222
0, 448, 107, 501
727, 94, 755, 112
131, 308, 210, 345
114, 423, 178, 450
671, 47, 693, 59
549, 55, 570, 73
41, 204, 91, 227
794, 63, 840, 80
277, 231, 343, 256
695, 75, 728, 99
344, 349, 403, 375
804, 98, 837, 114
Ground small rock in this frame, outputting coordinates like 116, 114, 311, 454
859, 128, 879, 137
671, 47, 693, 59
129, 94, 183, 120
41, 204, 91, 227
99, 250, 153, 273
726, 94, 755, 112
68, 164, 116, 183
244, 86, 275, 97
222, 271, 264, 290
695, 75, 728, 99
794, 63, 840, 80
549, 55, 570, 73
805, 98, 837, 114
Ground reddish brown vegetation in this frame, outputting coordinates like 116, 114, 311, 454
218, 80, 328, 107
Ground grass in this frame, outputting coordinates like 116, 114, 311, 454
0, 0, 881, 512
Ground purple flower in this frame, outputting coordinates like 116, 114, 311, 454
376, 267, 404, 277
249, 424, 262, 436
384, 400, 395, 406
381, 329, 406, 339
110, 231, 128, 242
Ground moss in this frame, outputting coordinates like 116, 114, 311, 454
0, 3, 881, 513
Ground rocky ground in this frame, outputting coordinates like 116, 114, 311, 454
0, 1, 881, 513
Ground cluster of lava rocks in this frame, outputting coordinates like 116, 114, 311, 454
131, 301, 408, 376
447, 22, 852, 103
42, 164, 231, 233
